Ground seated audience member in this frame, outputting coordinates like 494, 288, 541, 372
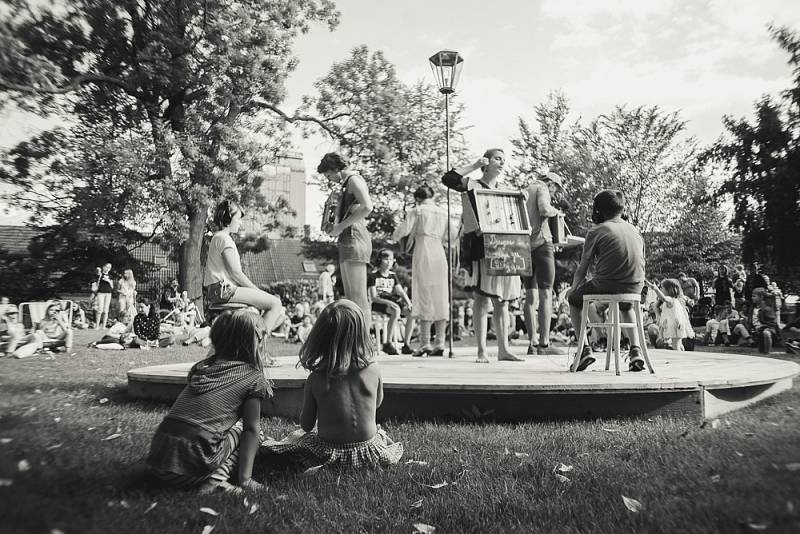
568, 190, 646, 372
285, 303, 306, 343
65, 301, 89, 329
9, 302, 74, 358
1, 305, 25, 356
732, 278, 746, 312
297, 315, 314, 344
644, 301, 661, 348
161, 279, 181, 311
89, 312, 135, 350
134, 300, 175, 348
367, 249, 413, 356
180, 291, 197, 329
705, 305, 735, 346
751, 287, 780, 354
182, 321, 212, 348
553, 301, 572, 342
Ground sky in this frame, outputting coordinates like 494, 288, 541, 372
2, 0, 800, 227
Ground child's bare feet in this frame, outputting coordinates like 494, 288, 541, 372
497, 351, 524, 362
475, 354, 490, 364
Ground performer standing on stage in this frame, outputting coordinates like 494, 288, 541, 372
393, 184, 451, 357
522, 171, 566, 356
442, 149, 524, 363
318, 153, 373, 325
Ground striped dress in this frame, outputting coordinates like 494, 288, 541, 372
146, 359, 271, 487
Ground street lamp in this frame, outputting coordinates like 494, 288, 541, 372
429, 50, 464, 358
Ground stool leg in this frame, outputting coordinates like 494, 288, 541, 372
612, 302, 621, 376
633, 304, 656, 374
605, 305, 614, 371
571, 304, 591, 372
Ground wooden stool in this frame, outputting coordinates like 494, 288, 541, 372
570, 294, 655, 376
371, 313, 389, 344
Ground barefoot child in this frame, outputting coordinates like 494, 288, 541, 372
645, 278, 695, 351
146, 310, 271, 492
261, 299, 403, 469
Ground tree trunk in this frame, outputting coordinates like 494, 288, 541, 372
180, 203, 208, 312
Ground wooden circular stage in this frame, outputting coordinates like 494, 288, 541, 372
127, 348, 799, 421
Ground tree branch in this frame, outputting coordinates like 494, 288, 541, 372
0, 73, 138, 97
252, 99, 348, 140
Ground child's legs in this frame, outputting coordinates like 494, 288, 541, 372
473, 294, 490, 357
646, 324, 659, 346
340, 261, 370, 329
403, 316, 415, 344
207, 421, 245, 485
492, 298, 513, 354
385, 305, 400, 343
705, 319, 720, 342
759, 328, 774, 354
13, 333, 43, 358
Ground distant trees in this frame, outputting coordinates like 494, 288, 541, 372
705, 26, 800, 274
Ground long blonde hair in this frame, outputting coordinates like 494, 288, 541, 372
299, 299, 375, 376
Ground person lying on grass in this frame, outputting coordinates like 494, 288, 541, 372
146, 310, 272, 493
261, 299, 403, 469
88, 311, 134, 350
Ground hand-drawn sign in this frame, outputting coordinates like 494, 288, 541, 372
483, 234, 532, 276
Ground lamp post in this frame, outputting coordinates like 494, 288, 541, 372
429, 50, 464, 358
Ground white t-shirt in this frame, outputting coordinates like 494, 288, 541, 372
204, 232, 238, 286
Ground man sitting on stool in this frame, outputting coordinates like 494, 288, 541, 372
568, 190, 646, 372
367, 249, 412, 355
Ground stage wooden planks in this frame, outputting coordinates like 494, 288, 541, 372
127, 348, 799, 422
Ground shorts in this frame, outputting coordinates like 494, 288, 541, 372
567, 279, 643, 312
521, 242, 555, 290
204, 281, 237, 305
339, 223, 372, 264
372, 300, 408, 317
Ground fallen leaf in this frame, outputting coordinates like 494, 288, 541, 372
248, 503, 258, 515
301, 465, 323, 476
502, 447, 510, 455
53, 418, 61, 423
34, 389, 42, 394
87, 427, 96, 431
746, 523, 768, 531
413, 523, 436, 533
622, 495, 643, 513
405, 460, 429, 466
787, 501, 795, 514
0, 478, 13, 486
422, 481, 448, 489
710, 474, 721, 483
17, 459, 31, 472
201, 526, 215, 534
514, 452, 530, 458
119, 500, 130, 509
711, 419, 720, 429
102, 433, 122, 441
98, 398, 109, 404
46, 443, 63, 451
785, 463, 800, 471
602, 428, 621, 433
735, 451, 744, 457
200, 507, 219, 516
144, 502, 158, 514
63, 403, 72, 407
243, 497, 249, 508
410, 498, 423, 509
744, 432, 754, 437
554, 474, 571, 484
553, 463, 574, 473
0, 438, 12, 444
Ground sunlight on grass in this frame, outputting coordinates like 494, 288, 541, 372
0, 330, 798, 533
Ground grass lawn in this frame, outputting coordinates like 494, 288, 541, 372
1, 329, 799, 533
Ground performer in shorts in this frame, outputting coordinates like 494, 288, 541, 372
318, 153, 374, 327
522, 171, 567, 356
442, 148, 523, 363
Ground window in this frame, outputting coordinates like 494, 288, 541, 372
153, 254, 167, 267
302, 261, 317, 273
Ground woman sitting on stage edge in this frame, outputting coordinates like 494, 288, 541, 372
318, 153, 374, 327
442, 149, 524, 363
204, 200, 283, 337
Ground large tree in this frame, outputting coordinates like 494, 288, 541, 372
0, 0, 339, 302
705, 26, 800, 274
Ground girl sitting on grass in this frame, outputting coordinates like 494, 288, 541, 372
146, 310, 271, 493
261, 299, 403, 469
645, 278, 695, 351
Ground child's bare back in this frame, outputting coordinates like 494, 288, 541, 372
303, 362, 382, 443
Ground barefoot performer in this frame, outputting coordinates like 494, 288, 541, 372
318, 153, 374, 326
442, 149, 524, 363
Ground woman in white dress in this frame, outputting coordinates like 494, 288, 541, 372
393, 184, 451, 356
117, 269, 137, 319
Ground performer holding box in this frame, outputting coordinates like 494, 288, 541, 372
442, 148, 526, 363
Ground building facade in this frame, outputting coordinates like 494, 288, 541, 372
241, 152, 306, 238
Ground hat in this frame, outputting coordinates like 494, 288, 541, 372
541, 171, 565, 189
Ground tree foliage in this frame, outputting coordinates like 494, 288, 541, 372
704, 26, 800, 273
0, 0, 340, 301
